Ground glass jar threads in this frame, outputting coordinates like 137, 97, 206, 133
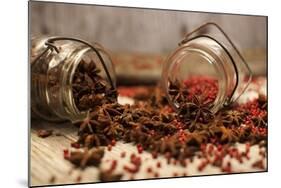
31, 36, 116, 123
162, 23, 252, 113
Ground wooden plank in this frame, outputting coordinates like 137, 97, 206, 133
30, 121, 100, 186
30, 79, 267, 186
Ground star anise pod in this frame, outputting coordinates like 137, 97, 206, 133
103, 104, 122, 117
84, 134, 108, 148
257, 94, 267, 110
221, 110, 245, 127
187, 130, 209, 146
207, 115, 225, 136
168, 79, 189, 104
104, 122, 124, 138
157, 136, 182, 157
178, 95, 214, 128
99, 171, 123, 182
77, 111, 100, 134
219, 127, 239, 143
105, 88, 118, 103
252, 113, 267, 127
67, 148, 104, 169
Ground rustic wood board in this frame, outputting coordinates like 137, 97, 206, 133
30, 121, 99, 186
30, 78, 267, 187
30, 120, 267, 187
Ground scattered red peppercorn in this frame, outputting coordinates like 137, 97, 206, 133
156, 161, 161, 168
147, 167, 153, 173
111, 139, 116, 146
120, 151, 126, 158
76, 175, 82, 182
63, 149, 69, 159
152, 151, 158, 159
71, 142, 80, 149
123, 165, 139, 174
106, 160, 118, 173
137, 144, 143, 154
222, 162, 232, 173
107, 144, 112, 151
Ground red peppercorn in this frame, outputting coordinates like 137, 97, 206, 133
63, 149, 69, 159
152, 151, 158, 159
123, 165, 139, 174
76, 176, 82, 182
147, 167, 153, 173
107, 144, 112, 151
120, 151, 126, 158
111, 139, 116, 146
222, 162, 232, 173
137, 145, 143, 154
71, 142, 80, 149
107, 160, 118, 173
156, 161, 161, 168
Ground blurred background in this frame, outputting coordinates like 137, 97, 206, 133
30, 1, 267, 85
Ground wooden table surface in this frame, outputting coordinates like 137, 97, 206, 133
30, 78, 267, 187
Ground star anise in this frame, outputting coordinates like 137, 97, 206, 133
168, 79, 189, 104
221, 110, 245, 127
178, 95, 214, 129
105, 88, 118, 103
84, 134, 105, 148
187, 130, 209, 146
257, 94, 267, 110
252, 113, 267, 127
77, 111, 99, 134
99, 171, 123, 182
67, 148, 104, 169
207, 115, 225, 136
158, 138, 178, 155
104, 122, 124, 138
219, 127, 239, 143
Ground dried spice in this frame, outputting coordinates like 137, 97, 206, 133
168, 79, 189, 104
66, 148, 104, 169
63, 75, 267, 178
37, 129, 53, 138
221, 110, 245, 127
183, 76, 218, 103
178, 95, 214, 131
72, 59, 117, 112
99, 171, 123, 182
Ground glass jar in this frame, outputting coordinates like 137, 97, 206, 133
31, 36, 116, 123
162, 23, 252, 113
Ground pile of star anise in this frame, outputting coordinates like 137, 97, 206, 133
66, 74, 267, 172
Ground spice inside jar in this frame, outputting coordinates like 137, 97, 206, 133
162, 23, 252, 114
31, 36, 116, 122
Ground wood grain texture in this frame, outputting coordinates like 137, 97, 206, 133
30, 120, 267, 187
30, 78, 267, 186
30, 121, 101, 186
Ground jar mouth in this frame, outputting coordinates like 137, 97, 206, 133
65, 45, 116, 123
31, 36, 117, 123
61, 46, 90, 122
162, 37, 234, 114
